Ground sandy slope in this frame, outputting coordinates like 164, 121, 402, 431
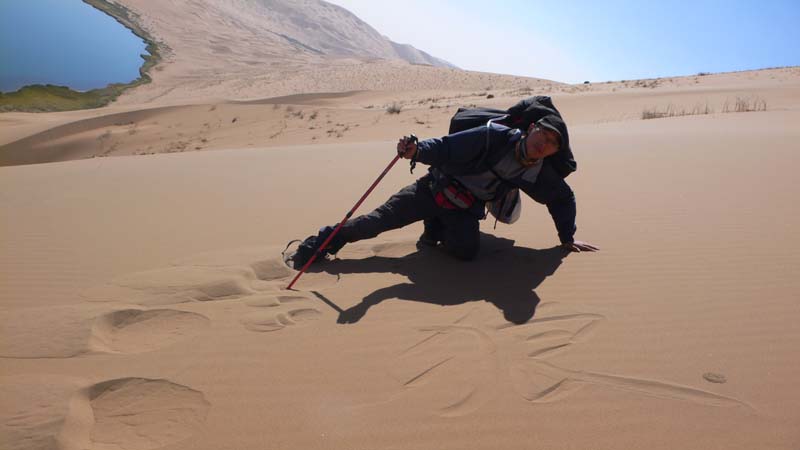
3, 66, 799, 165
2, 102, 800, 449
2, 0, 800, 448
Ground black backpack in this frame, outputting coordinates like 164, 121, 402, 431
448, 96, 576, 178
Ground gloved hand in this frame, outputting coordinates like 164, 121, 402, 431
397, 135, 417, 159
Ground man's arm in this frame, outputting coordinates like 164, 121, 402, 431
522, 163, 598, 252
521, 161, 578, 244
409, 126, 492, 168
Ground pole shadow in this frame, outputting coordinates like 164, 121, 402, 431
313, 234, 569, 325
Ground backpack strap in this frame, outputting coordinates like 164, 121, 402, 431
485, 120, 523, 229
476, 116, 508, 169
485, 118, 516, 196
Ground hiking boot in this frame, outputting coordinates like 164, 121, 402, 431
284, 226, 346, 270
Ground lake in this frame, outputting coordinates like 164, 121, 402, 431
0, 0, 149, 93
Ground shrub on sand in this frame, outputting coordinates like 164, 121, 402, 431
386, 102, 402, 114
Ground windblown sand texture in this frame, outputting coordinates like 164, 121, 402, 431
2, 1, 800, 449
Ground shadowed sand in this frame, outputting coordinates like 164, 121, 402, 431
1, 1, 799, 449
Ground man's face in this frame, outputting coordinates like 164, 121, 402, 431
525, 124, 560, 160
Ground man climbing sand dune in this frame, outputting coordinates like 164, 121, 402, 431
286, 96, 598, 272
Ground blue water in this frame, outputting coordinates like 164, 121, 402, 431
0, 0, 149, 93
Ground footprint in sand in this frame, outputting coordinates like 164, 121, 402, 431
86, 378, 210, 450
0, 376, 209, 450
1, 375, 86, 450
239, 293, 323, 332
90, 309, 210, 354
0, 306, 209, 358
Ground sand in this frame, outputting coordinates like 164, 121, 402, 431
2, 1, 800, 449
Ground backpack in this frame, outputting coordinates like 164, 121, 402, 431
448, 96, 576, 178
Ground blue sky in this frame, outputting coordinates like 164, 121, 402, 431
329, 0, 800, 83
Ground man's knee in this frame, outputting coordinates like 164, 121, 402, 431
440, 214, 480, 261
444, 239, 480, 261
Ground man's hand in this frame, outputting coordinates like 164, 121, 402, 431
562, 240, 599, 252
397, 136, 417, 159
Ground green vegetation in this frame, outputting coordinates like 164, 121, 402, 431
0, 0, 164, 113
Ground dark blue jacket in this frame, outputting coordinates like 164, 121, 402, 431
415, 123, 577, 244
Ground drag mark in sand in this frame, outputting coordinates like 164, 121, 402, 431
391, 303, 752, 416
402, 356, 455, 386
240, 292, 323, 332
81, 246, 317, 306
390, 310, 500, 417
81, 246, 331, 334
520, 361, 748, 408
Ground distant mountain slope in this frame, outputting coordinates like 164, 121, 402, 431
244, 0, 457, 68
96, 0, 553, 105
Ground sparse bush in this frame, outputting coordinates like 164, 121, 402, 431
286, 109, 304, 119
486, 94, 495, 99
386, 102, 402, 114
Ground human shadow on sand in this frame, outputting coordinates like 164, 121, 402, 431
312, 234, 569, 325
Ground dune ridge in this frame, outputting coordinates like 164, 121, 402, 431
1, 1, 799, 449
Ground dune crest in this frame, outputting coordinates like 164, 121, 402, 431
1, 1, 799, 449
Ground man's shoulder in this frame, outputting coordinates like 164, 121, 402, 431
486, 122, 521, 143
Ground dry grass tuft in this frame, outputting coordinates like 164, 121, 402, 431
642, 96, 767, 120
723, 96, 767, 113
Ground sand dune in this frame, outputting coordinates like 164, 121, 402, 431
2, 0, 799, 449
3, 106, 800, 448
3, 66, 798, 166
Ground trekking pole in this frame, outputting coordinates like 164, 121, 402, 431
286, 135, 417, 290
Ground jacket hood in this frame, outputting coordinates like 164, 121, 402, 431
508, 96, 576, 177
535, 114, 569, 151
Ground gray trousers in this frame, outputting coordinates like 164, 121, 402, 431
337, 174, 481, 260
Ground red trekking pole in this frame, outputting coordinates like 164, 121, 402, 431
285, 135, 417, 290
